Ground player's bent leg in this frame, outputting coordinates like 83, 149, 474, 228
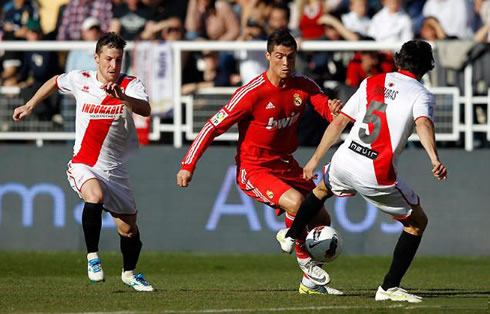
112, 213, 154, 292
379, 204, 427, 301
286, 181, 333, 239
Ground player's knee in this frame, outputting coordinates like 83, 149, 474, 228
406, 213, 428, 235
287, 194, 305, 215
118, 225, 138, 238
84, 191, 104, 204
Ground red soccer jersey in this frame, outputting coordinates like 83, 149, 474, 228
181, 72, 334, 172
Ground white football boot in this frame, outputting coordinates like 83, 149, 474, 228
121, 270, 154, 292
87, 252, 105, 283
375, 286, 423, 303
299, 283, 344, 295
299, 259, 330, 286
276, 228, 295, 254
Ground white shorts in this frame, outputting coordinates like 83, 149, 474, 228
66, 161, 137, 215
323, 163, 419, 219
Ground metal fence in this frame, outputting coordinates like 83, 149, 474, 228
0, 40, 488, 150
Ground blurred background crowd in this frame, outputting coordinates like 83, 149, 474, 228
0, 0, 489, 146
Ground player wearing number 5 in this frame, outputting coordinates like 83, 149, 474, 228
276, 40, 447, 302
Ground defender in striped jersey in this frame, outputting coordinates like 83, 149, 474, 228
13, 33, 154, 292
278, 40, 447, 302
177, 29, 344, 295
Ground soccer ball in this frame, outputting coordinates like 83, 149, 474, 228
305, 226, 342, 262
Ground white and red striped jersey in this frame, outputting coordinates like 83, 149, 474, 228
333, 70, 435, 187
57, 70, 149, 170
181, 72, 334, 172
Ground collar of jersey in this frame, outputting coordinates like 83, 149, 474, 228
263, 72, 289, 90
397, 70, 416, 79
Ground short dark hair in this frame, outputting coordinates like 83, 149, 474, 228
267, 29, 297, 53
95, 32, 127, 55
394, 40, 434, 77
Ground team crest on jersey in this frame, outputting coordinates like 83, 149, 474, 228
266, 190, 274, 199
293, 93, 302, 106
210, 109, 228, 126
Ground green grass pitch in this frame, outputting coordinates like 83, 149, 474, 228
0, 252, 488, 313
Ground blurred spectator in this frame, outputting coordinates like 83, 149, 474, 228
182, 51, 240, 95
38, 0, 67, 37
185, 0, 240, 40
109, 0, 155, 40
240, 0, 272, 30
141, 0, 167, 20
2, 0, 40, 40
266, 3, 291, 35
318, 13, 364, 41
236, 15, 268, 84
474, 0, 490, 42
417, 16, 448, 41
345, 51, 395, 87
17, 19, 61, 121
403, 0, 426, 35
65, 17, 102, 72
140, 16, 186, 40
325, 0, 344, 14
423, 0, 475, 40
57, 0, 112, 40
367, 0, 413, 42
341, 0, 370, 37
297, 0, 325, 39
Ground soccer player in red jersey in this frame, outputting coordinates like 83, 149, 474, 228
177, 29, 344, 295
277, 40, 448, 302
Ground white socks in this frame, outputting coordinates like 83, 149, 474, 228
87, 252, 99, 261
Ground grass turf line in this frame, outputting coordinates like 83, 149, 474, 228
0, 252, 488, 313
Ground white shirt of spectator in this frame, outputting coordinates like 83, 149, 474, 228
367, 7, 413, 42
56, 70, 149, 170
423, 0, 475, 40
333, 72, 434, 187
341, 11, 371, 36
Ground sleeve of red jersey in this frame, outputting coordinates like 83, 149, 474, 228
305, 78, 334, 122
180, 89, 253, 173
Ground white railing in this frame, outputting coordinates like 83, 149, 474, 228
0, 40, 488, 150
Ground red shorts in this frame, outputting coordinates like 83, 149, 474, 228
236, 161, 315, 215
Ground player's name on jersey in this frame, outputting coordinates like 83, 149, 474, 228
374, 86, 399, 101
82, 103, 125, 117
348, 141, 379, 160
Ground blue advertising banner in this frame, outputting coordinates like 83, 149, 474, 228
0, 145, 488, 255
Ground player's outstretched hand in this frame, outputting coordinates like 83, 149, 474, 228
432, 161, 447, 181
303, 159, 319, 180
101, 82, 126, 100
12, 104, 33, 121
177, 169, 193, 187
328, 99, 343, 118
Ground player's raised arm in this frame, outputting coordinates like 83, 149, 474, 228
303, 114, 351, 179
415, 117, 447, 181
12, 75, 59, 121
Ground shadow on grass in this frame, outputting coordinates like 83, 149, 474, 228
345, 288, 490, 299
